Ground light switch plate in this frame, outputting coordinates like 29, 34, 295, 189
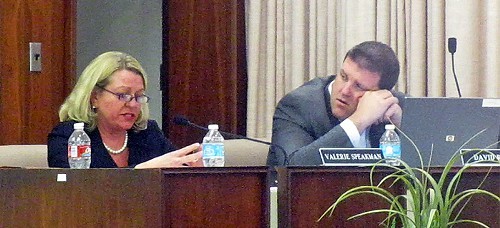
29, 42, 42, 72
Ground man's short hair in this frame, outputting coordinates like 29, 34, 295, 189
344, 41, 400, 90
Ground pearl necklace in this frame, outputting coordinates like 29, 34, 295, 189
103, 132, 128, 154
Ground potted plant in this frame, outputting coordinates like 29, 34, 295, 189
318, 129, 500, 227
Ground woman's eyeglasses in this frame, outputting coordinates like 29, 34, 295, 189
96, 86, 150, 104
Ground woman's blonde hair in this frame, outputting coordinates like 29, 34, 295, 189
59, 51, 149, 131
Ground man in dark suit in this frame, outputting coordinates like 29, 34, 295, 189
267, 41, 404, 166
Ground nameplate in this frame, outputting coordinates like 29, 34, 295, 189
319, 148, 383, 166
461, 149, 500, 166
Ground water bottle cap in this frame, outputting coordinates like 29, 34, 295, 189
208, 124, 219, 130
74, 122, 84, 130
385, 124, 395, 130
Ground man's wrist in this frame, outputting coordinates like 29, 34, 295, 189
347, 115, 369, 133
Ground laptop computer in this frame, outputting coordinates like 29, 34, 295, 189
399, 97, 500, 167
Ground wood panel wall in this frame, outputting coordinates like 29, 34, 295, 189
0, 0, 75, 145
162, 0, 247, 147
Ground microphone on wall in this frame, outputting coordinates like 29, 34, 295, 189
172, 115, 291, 166
447, 37, 462, 97
448, 37, 457, 54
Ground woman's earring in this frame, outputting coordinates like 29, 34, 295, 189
92, 105, 97, 112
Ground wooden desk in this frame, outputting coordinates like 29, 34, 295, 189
277, 166, 404, 228
0, 167, 270, 227
277, 166, 499, 228
430, 166, 500, 228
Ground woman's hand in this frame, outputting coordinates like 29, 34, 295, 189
135, 143, 203, 168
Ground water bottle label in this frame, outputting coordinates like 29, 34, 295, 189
68, 146, 77, 158
81, 146, 91, 157
380, 144, 401, 159
203, 143, 224, 157
68, 145, 91, 158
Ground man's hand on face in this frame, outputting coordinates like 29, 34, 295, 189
348, 90, 401, 133
382, 102, 402, 127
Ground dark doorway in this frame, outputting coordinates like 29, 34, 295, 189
162, 0, 247, 147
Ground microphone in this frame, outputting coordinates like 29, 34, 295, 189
172, 115, 271, 145
173, 115, 208, 131
448, 37, 462, 97
448, 37, 456, 54
172, 115, 291, 166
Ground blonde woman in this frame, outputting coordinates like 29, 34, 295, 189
48, 51, 202, 168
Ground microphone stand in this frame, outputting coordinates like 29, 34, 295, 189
173, 116, 289, 165
448, 37, 462, 98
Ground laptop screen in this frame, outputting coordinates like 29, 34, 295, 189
399, 97, 500, 167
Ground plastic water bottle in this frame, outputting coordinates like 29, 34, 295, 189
202, 124, 225, 167
68, 122, 91, 169
379, 124, 401, 166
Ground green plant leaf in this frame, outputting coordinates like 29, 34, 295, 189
320, 128, 499, 227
